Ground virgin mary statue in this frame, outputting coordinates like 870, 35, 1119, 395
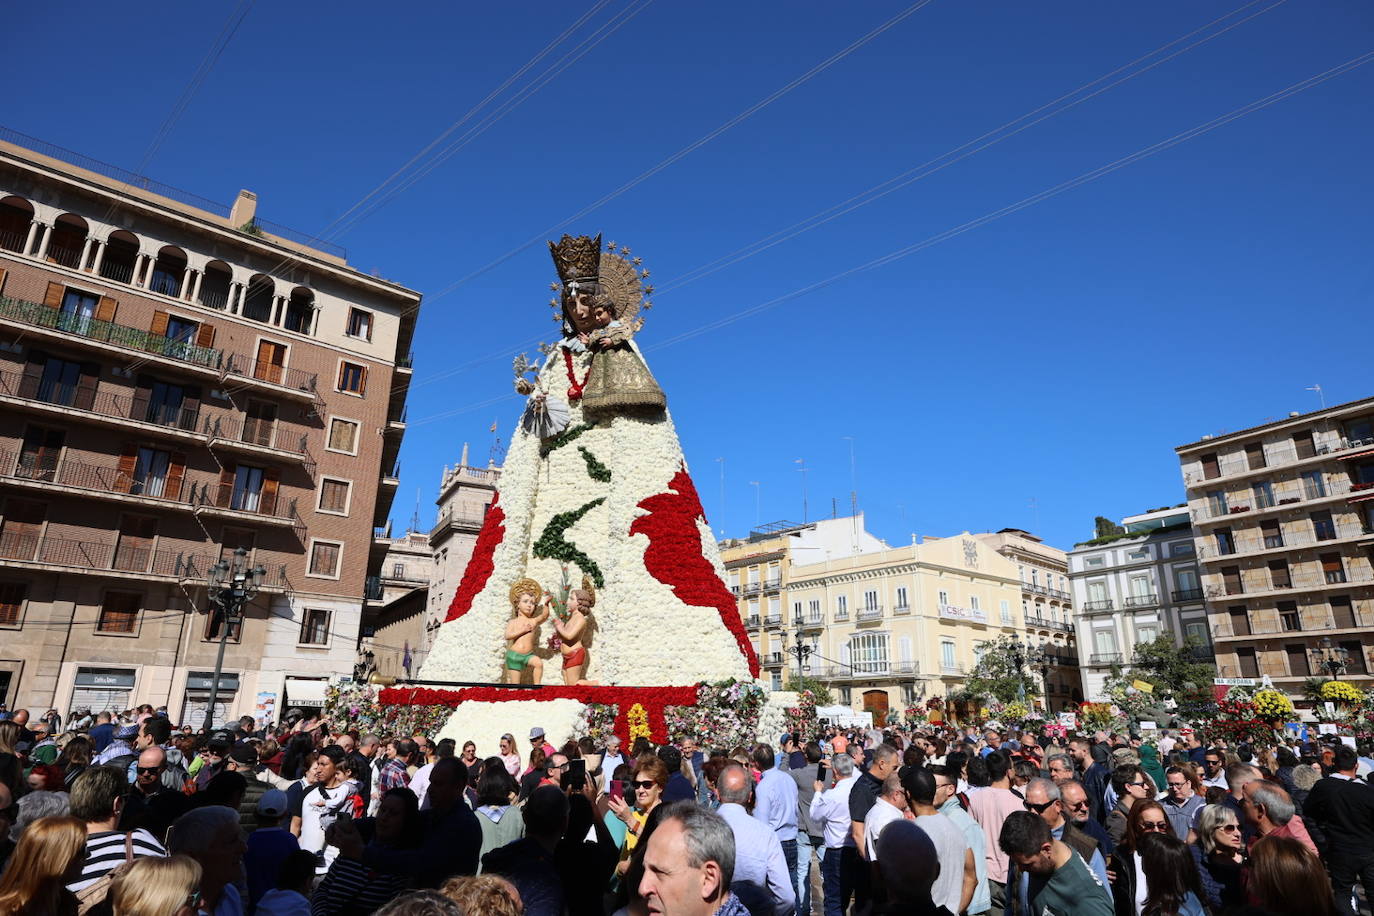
419, 235, 758, 688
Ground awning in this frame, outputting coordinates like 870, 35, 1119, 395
284, 678, 329, 706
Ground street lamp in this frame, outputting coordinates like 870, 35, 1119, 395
1312, 635, 1351, 681
786, 626, 814, 690
1008, 633, 1026, 701
1032, 649, 1053, 713
203, 547, 265, 730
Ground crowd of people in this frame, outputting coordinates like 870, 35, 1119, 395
1, 702, 1373, 916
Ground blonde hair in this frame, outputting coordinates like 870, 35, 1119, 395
440, 875, 523, 916
0, 815, 87, 914
111, 855, 202, 916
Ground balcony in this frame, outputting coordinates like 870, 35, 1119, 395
1123, 594, 1159, 609
187, 482, 302, 528
1172, 587, 1205, 602
1195, 477, 1356, 524
834, 610, 849, 622
1088, 653, 1124, 666
364, 576, 384, 601
1049, 588, 1073, 601
1185, 645, 1216, 661
221, 353, 319, 402
0, 367, 202, 442
0, 530, 287, 590
764, 652, 784, 667
893, 603, 911, 616
1025, 616, 1074, 633
1082, 599, 1114, 612
857, 606, 883, 621
0, 448, 193, 511
763, 577, 782, 591
0, 295, 223, 371
746, 615, 761, 628
892, 661, 919, 675
795, 614, 823, 629
1024, 582, 1048, 596
1045, 653, 1080, 666
741, 582, 762, 596
1184, 435, 1374, 488
762, 614, 782, 628
1204, 567, 1374, 601
204, 414, 313, 466
1198, 522, 1369, 560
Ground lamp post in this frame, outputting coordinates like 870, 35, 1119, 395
1008, 633, 1026, 701
204, 547, 265, 731
1032, 651, 1053, 713
1312, 635, 1351, 681
786, 626, 814, 691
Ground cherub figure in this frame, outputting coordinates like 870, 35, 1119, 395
552, 577, 598, 686
504, 577, 549, 684
585, 297, 632, 351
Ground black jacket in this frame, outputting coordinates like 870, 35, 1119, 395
1304, 775, 1374, 864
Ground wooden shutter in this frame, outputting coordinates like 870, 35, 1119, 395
357, 365, 367, 396
195, 322, 216, 348
98, 592, 140, 634
95, 296, 117, 323
43, 281, 63, 309
165, 452, 187, 501
1201, 454, 1220, 479
130, 375, 152, 422
74, 362, 99, 411
260, 467, 280, 515
1332, 596, 1356, 629
115, 444, 139, 493
19, 352, 45, 399
180, 385, 201, 431
0, 266, 8, 297
1228, 606, 1250, 637
149, 310, 169, 338
0, 582, 24, 626
216, 465, 235, 508
1293, 432, 1316, 460
1285, 645, 1310, 677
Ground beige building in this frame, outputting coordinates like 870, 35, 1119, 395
1177, 397, 1374, 699
0, 130, 419, 722
361, 529, 432, 680
426, 448, 500, 641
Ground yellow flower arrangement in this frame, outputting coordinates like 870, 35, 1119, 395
627, 702, 651, 744
1320, 680, 1364, 705
1253, 688, 1294, 721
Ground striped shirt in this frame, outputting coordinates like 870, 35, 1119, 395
310, 854, 407, 916
68, 829, 166, 892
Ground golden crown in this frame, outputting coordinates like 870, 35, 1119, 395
548, 233, 602, 290
546, 238, 656, 327
509, 577, 542, 607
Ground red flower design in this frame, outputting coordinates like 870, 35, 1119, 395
630, 467, 760, 678
444, 496, 506, 622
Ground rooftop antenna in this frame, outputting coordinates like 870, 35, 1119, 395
1305, 384, 1325, 409
409, 488, 420, 534
488, 419, 506, 466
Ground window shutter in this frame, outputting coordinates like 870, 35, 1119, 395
19, 351, 45, 399
149, 310, 169, 339
0, 266, 8, 296
95, 296, 118, 323
358, 365, 367, 396
165, 452, 187, 501
74, 362, 99, 411
115, 444, 139, 493
216, 465, 235, 508
43, 281, 64, 309
130, 375, 152, 422
261, 467, 280, 515
195, 323, 216, 348
180, 386, 201, 431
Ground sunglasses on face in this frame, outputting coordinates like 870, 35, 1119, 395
1140, 820, 1169, 831
1024, 799, 1057, 813
633, 780, 656, 790
137, 766, 164, 775
1217, 824, 1241, 833
1128, 781, 1147, 789
1067, 800, 1090, 809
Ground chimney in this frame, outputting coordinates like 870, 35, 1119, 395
230, 189, 258, 228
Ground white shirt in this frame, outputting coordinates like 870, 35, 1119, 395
809, 774, 859, 849
300, 781, 354, 873
862, 797, 907, 861
410, 762, 435, 809
917, 812, 971, 915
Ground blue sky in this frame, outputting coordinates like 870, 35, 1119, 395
9, 0, 1373, 551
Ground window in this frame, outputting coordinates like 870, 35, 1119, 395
728, 570, 740, 589
835, 595, 847, 618
1031, 569, 1039, 586
1000, 600, 1012, 623
1084, 556, 1105, 567
1171, 541, 1194, 556
1261, 519, 1283, 549
1278, 601, 1301, 632
969, 595, 981, 611
131, 447, 171, 497
1267, 559, 1291, 589
37, 356, 82, 406
895, 586, 908, 609
146, 380, 186, 427
1215, 528, 1236, 555
1311, 510, 1336, 541
938, 590, 949, 606
1184, 621, 1208, 643
1245, 442, 1267, 470
299, 608, 330, 646
771, 672, 783, 691
839, 687, 851, 705
1286, 644, 1311, 677
337, 362, 367, 394
231, 465, 265, 512
309, 540, 341, 578
1086, 581, 1107, 604
1201, 453, 1220, 479
1137, 625, 1157, 643
863, 589, 879, 611
1301, 471, 1326, 500
1321, 553, 1347, 584
747, 566, 760, 585
1344, 416, 1374, 444
1094, 630, 1118, 656
1236, 647, 1259, 678
1331, 595, 1356, 629
808, 599, 820, 619
0, 582, 26, 625
793, 601, 803, 620
1127, 546, 1149, 561
242, 401, 277, 447
1228, 605, 1251, 637
1175, 567, 1199, 594
941, 641, 957, 670
97, 591, 140, 634
318, 478, 351, 515
60, 288, 99, 334
901, 684, 916, 704
254, 340, 287, 383
1221, 566, 1243, 595
1207, 490, 1229, 517
849, 633, 889, 673
113, 515, 157, 573
205, 602, 242, 642
346, 308, 373, 341
327, 418, 359, 454
1252, 480, 1275, 509
18, 426, 63, 481
165, 315, 198, 345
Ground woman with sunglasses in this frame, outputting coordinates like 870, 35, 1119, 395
1107, 799, 1172, 916
606, 756, 667, 877
1190, 803, 1247, 912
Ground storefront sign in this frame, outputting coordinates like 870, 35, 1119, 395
1213, 677, 1256, 687
185, 672, 240, 691
75, 669, 136, 688
938, 603, 988, 624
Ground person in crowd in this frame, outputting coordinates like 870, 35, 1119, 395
555, 782, 618, 916
67, 765, 167, 895
1242, 779, 1318, 855
967, 750, 1023, 916
600, 734, 628, 778
809, 749, 858, 916
638, 801, 750, 916
903, 766, 976, 915
458, 740, 479, 772
244, 789, 300, 908
281, 734, 318, 784
846, 742, 897, 912
518, 747, 549, 802
109, 854, 202, 916
999, 810, 1113, 916
192, 734, 232, 792
481, 785, 568, 916
1160, 765, 1206, 842
749, 743, 798, 906
1223, 762, 1263, 844
88, 713, 116, 755
439, 875, 523, 916
861, 773, 908, 864
0, 720, 25, 797
660, 746, 696, 803
1106, 799, 1171, 916
224, 743, 267, 831
1020, 778, 1110, 892
1138, 742, 1166, 793
134, 716, 189, 792
253, 848, 316, 916
1190, 803, 1246, 912
1199, 749, 1228, 790
873, 821, 957, 916
13, 789, 72, 842
1060, 779, 1115, 855
0, 815, 88, 916
933, 764, 991, 915
294, 745, 357, 874
409, 737, 453, 809
314, 787, 422, 916
120, 745, 170, 832
1046, 753, 1075, 785
1106, 764, 1151, 847
55, 736, 90, 791
332, 757, 482, 889
1303, 742, 1374, 916
784, 740, 822, 916
713, 763, 794, 916
166, 806, 247, 916
1070, 737, 1111, 825
1135, 832, 1206, 916
1247, 835, 1337, 916
497, 734, 521, 779
608, 755, 668, 872
95, 723, 140, 772
474, 756, 525, 861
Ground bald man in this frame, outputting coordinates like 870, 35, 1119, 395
715, 763, 795, 916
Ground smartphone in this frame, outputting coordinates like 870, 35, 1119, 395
561, 758, 587, 791
816, 761, 827, 783
609, 778, 625, 801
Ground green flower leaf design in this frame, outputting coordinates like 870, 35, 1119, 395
579, 447, 612, 483
533, 497, 606, 588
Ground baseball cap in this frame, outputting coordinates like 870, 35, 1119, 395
530, 727, 545, 740
257, 789, 288, 817
114, 723, 139, 740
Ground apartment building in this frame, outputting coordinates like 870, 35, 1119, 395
426, 449, 500, 643
360, 530, 432, 680
975, 528, 1083, 710
1177, 398, 1374, 699
1068, 508, 1211, 701
0, 129, 419, 721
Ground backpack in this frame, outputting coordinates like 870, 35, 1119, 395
73, 833, 134, 916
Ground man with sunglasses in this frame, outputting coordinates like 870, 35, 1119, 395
1019, 778, 1109, 896
119, 746, 171, 831
1200, 751, 1228, 789
1161, 766, 1205, 841
1058, 781, 1114, 856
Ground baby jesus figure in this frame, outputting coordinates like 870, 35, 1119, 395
552, 578, 598, 686
503, 577, 549, 684
584, 298, 632, 350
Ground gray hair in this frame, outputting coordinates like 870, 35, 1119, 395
716, 764, 753, 806
1249, 782, 1295, 826
12, 790, 70, 841
1045, 753, 1074, 774
166, 805, 242, 856
1025, 777, 1061, 802
658, 800, 736, 888
1196, 803, 1239, 855
831, 753, 855, 777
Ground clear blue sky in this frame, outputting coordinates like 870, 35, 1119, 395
9, 1, 1372, 551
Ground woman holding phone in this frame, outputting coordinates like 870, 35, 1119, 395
607, 756, 667, 876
